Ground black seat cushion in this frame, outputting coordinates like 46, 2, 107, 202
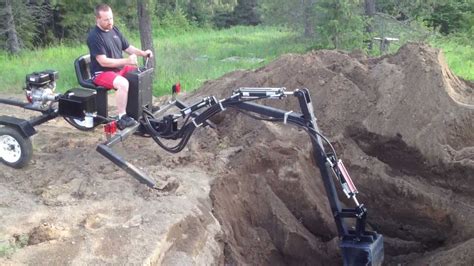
82, 78, 96, 89
74, 54, 109, 117
74, 54, 107, 91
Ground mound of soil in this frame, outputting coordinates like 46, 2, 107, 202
197, 42, 474, 265
1, 43, 473, 265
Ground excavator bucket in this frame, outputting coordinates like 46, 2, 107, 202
340, 233, 384, 266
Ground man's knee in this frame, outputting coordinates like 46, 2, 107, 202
113, 76, 129, 92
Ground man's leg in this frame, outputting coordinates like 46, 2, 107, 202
93, 70, 130, 117
92, 70, 136, 129
112, 75, 129, 117
115, 65, 136, 116
93, 71, 117, 89
111, 72, 137, 129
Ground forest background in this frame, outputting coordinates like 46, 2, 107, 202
0, 0, 472, 95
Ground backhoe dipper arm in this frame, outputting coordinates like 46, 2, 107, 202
181, 89, 370, 235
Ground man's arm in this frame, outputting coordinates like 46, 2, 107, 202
125, 45, 153, 58
96, 54, 137, 68
94, 44, 152, 68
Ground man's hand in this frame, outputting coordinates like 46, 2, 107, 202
143, 49, 153, 58
128, 54, 138, 65
125, 45, 153, 59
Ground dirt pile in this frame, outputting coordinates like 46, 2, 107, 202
197, 43, 474, 265
1, 43, 473, 265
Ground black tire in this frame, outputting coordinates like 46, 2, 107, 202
0, 126, 33, 168
63, 116, 98, 131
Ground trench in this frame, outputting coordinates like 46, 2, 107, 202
345, 126, 458, 253
209, 124, 473, 265
346, 125, 474, 196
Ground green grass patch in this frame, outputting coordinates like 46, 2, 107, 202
370, 14, 473, 81
0, 234, 29, 258
0, 26, 313, 96
153, 26, 312, 95
1, 25, 470, 97
430, 36, 474, 81
0, 45, 86, 94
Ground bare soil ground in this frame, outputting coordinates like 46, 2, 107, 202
1, 43, 473, 265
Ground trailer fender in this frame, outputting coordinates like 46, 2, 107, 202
0, 116, 37, 138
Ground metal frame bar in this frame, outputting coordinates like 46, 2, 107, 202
0, 99, 58, 136
96, 100, 180, 189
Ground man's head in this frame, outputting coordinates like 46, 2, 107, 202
95, 4, 113, 31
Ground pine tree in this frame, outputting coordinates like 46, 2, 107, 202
232, 0, 261, 26
260, 0, 317, 38
2, 0, 21, 53
315, 0, 366, 49
1, 0, 46, 53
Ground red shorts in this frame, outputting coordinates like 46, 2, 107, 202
92, 65, 136, 89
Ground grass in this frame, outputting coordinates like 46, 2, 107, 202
430, 36, 474, 81
0, 45, 85, 94
370, 13, 473, 81
154, 26, 312, 95
0, 234, 29, 258
0, 25, 470, 97
0, 26, 313, 96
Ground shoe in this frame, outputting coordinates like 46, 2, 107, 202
117, 115, 137, 130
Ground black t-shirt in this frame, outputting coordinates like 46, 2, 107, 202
87, 26, 130, 75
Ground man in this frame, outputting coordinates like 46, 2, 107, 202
87, 4, 153, 129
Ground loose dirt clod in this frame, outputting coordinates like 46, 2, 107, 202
1, 43, 473, 265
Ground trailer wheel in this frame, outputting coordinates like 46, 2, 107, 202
0, 126, 33, 168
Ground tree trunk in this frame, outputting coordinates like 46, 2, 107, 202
364, 0, 375, 16
137, 0, 156, 69
332, 0, 341, 49
364, 0, 376, 50
303, 0, 315, 38
5, 0, 21, 54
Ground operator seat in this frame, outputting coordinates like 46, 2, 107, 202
74, 54, 108, 118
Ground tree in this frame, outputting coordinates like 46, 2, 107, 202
53, 0, 95, 42
260, 0, 317, 38
154, 0, 176, 19
375, 0, 473, 35
364, 0, 376, 49
424, 1, 472, 35
315, 0, 366, 49
364, 0, 376, 28
1, 0, 45, 53
3, 0, 21, 53
303, 0, 316, 38
212, 0, 260, 28
186, 1, 213, 26
29, 0, 55, 46
137, 0, 155, 69
232, 0, 261, 26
